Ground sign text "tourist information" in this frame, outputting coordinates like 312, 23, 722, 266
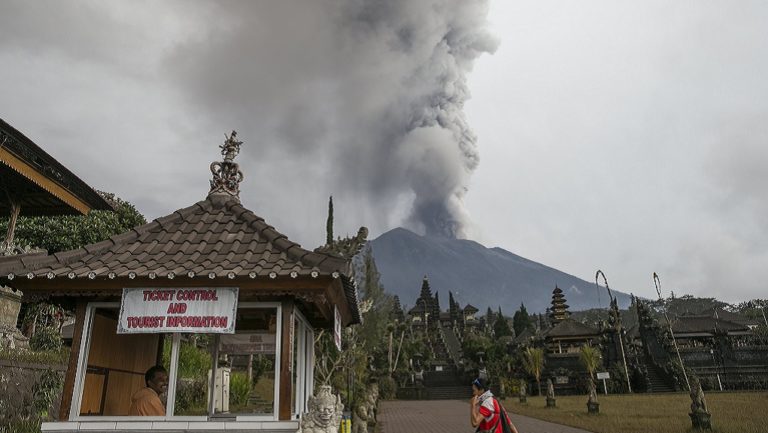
117, 287, 238, 334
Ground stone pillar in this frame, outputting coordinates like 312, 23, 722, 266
0, 286, 24, 350
0, 286, 22, 328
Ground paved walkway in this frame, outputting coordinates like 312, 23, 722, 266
378, 400, 591, 433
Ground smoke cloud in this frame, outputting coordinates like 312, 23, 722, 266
168, 0, 497, 238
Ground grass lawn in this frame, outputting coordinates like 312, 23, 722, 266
503, 392, 767, 433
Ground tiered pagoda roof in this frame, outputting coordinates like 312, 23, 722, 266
549, 285, 570, 323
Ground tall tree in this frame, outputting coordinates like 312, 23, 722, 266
523, 347, 545, 396
579, 345, 601, 380
494, 307, 512, 338
357, 248, 394, 350
326, 195, 334, 245
512, 303, 534, 336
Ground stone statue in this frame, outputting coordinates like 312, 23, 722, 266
690, 380, 708, 414
546, 378, 556, 408
688, 378, 712, 430
300, 386, 343, 433
352, 383, 379, 433
518, 378, 527, 403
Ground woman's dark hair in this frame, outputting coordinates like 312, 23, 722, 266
145, 365, 167, 386
472, 377, 488, 391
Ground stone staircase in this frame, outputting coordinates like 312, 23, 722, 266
414, 325, 470, 400
645, 360, 675, 393
441, 325, 464, 368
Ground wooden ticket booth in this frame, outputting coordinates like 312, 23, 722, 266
0, 133, 360, 432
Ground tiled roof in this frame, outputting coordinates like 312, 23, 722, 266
513, 327, 536, 345
671, 316, 750, 335
463, 304, 478, 313
700, 308, 762, 327
0, 194, 351, 281
0, 118, 113, 215
545, 319, 601, 338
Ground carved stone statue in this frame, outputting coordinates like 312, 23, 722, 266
314, 226, 369, 259
518, 378, 527, 403
352, 383, 379, 433
546, 378, 556, 408
300, 386, 343, 433
209, 131, 244, 199
688, 378, 712, 430
690, 380, 708, 414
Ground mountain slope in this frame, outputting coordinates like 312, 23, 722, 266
370, 227, 631, 314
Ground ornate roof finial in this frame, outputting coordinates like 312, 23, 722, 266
209, 131, 244, 199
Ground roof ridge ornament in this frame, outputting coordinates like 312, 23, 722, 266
208, 130, 244, 200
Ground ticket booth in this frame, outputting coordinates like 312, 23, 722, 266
0, 133, 360, 432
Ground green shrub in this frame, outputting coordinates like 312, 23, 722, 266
0, 418, 41, 433
229, 372, 251, 407
29, 327, 62, 352
169, 341, 211, 379
251, 355, 273, 384
0, 347, 69, 365
174, 378, 208, 414
378, 375, 397, 399
32, 369, 63, 418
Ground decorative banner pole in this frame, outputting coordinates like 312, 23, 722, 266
595, 270, 632, 393
653, 272, 690, 391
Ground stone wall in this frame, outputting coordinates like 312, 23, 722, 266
0, 360, 65, 424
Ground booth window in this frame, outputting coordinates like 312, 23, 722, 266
168, 334, 213, 416
72, 302, 285, 421
212, 306, 280, 417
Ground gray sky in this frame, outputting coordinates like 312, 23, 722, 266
1, 1, 766, 302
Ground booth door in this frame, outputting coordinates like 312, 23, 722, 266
80, 308, 161, 416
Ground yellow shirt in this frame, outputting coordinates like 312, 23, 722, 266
128, 387, 165, 416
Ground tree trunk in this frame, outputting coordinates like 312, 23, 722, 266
2, 201, 21, 250
537, 379, 542, 396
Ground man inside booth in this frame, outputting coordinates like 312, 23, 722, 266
129, 365, 168, 416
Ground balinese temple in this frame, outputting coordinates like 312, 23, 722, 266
0, 132, 360, 432
407, 277, 435, 326
463, 304, 479, 325
544, 286, 600, 354
0, 118, 112, 255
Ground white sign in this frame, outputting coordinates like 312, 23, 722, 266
596, 372, 610, 380
334, 305, 342, 351
117, 287, 238, 334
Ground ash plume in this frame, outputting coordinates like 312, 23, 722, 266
168, 0, 497, 239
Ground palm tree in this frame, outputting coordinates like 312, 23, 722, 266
579, 345, 601, 380
523, 347, 545, 396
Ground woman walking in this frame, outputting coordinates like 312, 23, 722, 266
469, 378, 519, 433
